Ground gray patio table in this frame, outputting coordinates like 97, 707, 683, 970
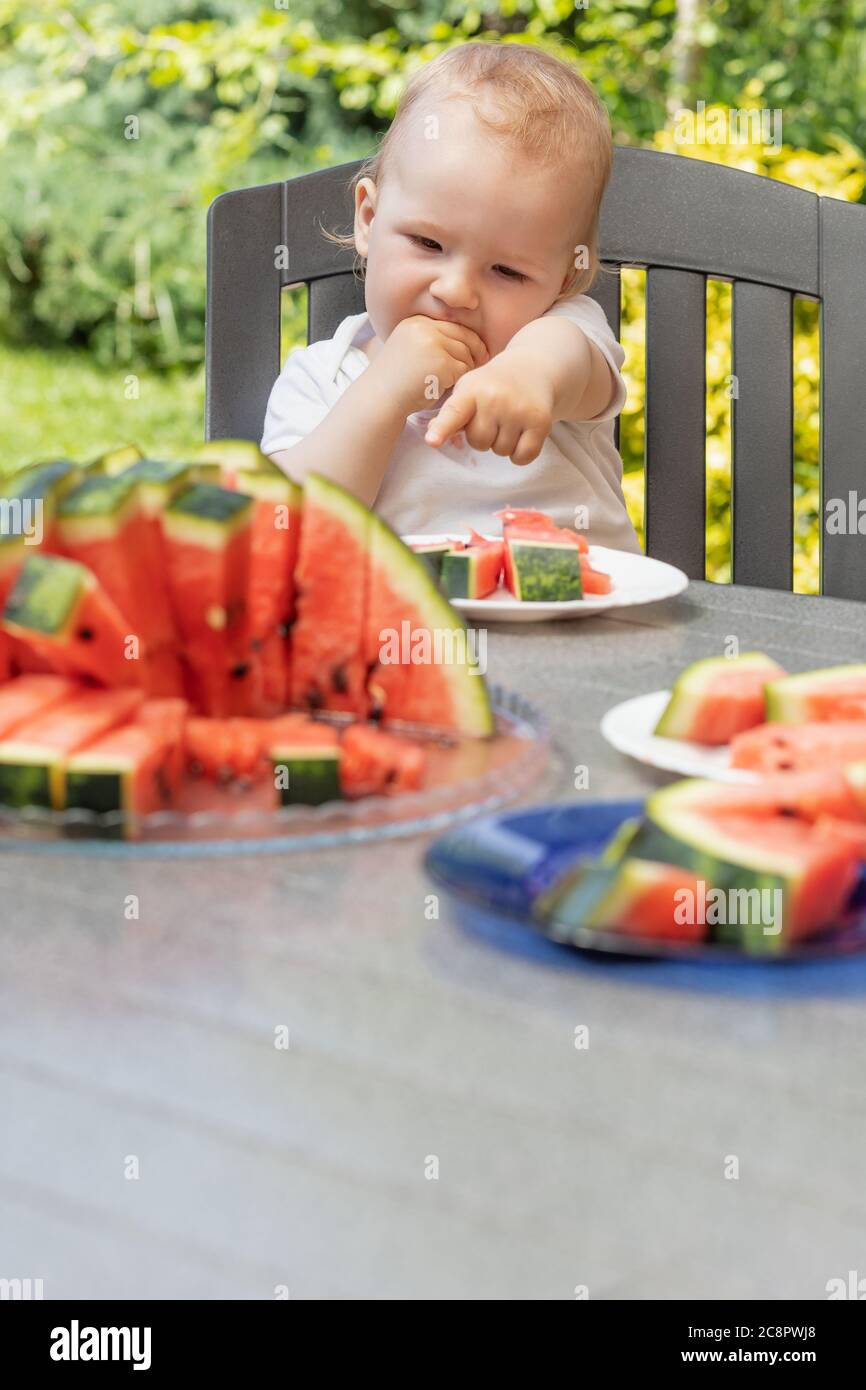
3, 578, 866, 1301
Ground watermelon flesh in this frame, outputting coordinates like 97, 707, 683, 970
289, 475, 369, 716
730, 721, 866, 774
339, 722, 426, 797
0, 674, 81, 738
56, 476, 169, 649
0, 687, 144, 809
64, 720, 182, 836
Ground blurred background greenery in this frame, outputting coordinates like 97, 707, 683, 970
2, 0, 865, 589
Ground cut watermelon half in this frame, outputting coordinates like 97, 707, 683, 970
655, 652, 785, 745
3, 553, 142, 689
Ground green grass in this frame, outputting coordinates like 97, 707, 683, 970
0, 341, 206, 477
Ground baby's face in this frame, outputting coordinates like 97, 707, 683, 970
354, 101, 591, 360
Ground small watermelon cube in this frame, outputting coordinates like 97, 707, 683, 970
64, 721, 181, 838
269, 717, 342, 806
504, 535, 583, 602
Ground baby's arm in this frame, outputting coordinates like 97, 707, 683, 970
267, 369, 409, 510
501, 317, 618, 423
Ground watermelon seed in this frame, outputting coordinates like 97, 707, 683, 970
250, 637, 263, 652
306, 687, 325, 711
332, 664, 348, 694
77, 627, 95, 641
230, 662, 250, 680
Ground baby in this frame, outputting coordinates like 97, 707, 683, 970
261, 41, 642, 554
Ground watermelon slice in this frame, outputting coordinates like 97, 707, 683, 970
655, 653, 786, 745
161, 484, 253, 646
441, 531, 504, 600
0, 686, 143, 809
766, 665, 866, 722
289, 473, 370, 716
365, 509, 493, 736
162, 484, 253, 715
3, 553, 142, 688
339, 722, 426, 797
731, 720, 866, 774
56, 474, 174, 652
535, 857, 706, 944
623, 777, 861, 951
0, 673, 82, 738
64, 720, 181, 838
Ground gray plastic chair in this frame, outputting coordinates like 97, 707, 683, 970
206, 147, 866, 599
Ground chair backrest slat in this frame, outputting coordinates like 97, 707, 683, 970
644, 267, 707, 578
819, 195, 866, 600
586, 265, 622, 451
731, 282, 793, 589
206, 182, 282, 443
308, 273, 366, 346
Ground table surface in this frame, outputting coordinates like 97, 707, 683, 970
4, 578, 866, 1301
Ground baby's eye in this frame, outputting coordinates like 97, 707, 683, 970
410, 235, 442, 252
496, 265, 529, 283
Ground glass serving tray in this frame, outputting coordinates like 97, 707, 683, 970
0, 685, 549, 857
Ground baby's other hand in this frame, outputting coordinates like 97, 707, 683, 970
424, 351, 555, 466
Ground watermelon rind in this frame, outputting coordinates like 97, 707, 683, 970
441, 549, 481, 600
271, 746, 342, 806
124, 459, 193, 516
3, 553, 84, 637
57, 475, 139, 543
654, 652, 779, 739
236, 467, 302, 506
163, 484, 253, 545
507, 537, 583, 602
367, 510, 494, 738
96, 445, 144, 477
536, 857, 699, 942
765, 664, 866, 723
622, 779, 812, 953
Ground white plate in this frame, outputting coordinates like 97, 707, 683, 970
600, 690, 760, 782
403, 535, 689, 622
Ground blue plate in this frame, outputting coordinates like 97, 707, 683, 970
424, 800, 866, 963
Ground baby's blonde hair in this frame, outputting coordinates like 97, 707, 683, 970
320, 40, 614, 301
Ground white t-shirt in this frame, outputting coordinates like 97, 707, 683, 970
260, 293, 642, 553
